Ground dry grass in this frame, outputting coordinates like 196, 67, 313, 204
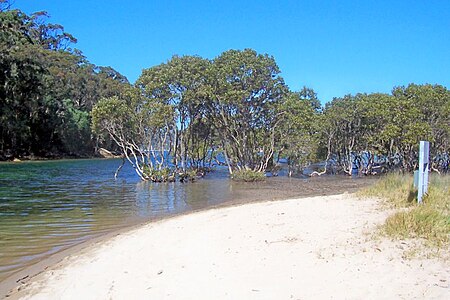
360, 173, 450, 248
358, 173, 417, 207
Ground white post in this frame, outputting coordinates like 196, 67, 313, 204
417, 141, 430, 204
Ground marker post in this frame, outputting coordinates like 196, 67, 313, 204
417, 141, 430, 204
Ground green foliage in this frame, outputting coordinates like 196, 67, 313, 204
2, 2, 449, 184
91, 96, 132, 137
278, 91, 320, 174
97, 47, 450, 181
137, 55, 214, 170
320, 84, 450, 174
178, 169, 198, 182
92, 88, 176, 180
140, 166, 199, 183
207, 49, 287, 172
59, 99, 91, 154
142, 167, 175, 183
295, 87, 322, 112
231, 169, 266, 182
0, 4, 129, 159
133, 49, 288, 178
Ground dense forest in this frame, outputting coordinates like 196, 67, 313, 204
1, 3, 449, 180
0, 1, 129, 159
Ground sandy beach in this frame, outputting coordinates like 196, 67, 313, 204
5, 194, 450, 299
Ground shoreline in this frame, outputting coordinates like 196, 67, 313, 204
0, 174, 377, 288
0, 186, 354, 298
0, 214, 164, 298
0, 193, 305, 298
3, 193, 449, 299
0, 156, 109, 164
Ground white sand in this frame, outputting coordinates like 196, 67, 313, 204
9, 194, 450, 299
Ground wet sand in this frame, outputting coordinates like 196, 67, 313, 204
214, 175, 377, 207
5, 192, 449, 299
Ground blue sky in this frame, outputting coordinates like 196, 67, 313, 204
18, 0, 450, 104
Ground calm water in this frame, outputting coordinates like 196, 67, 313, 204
0, 159, 235, 282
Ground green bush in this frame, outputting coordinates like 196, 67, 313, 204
143, 167, 175, 182
231, 169, 265, 182
178, 169, 197, 182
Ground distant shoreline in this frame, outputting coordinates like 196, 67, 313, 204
0, 155, 112, 163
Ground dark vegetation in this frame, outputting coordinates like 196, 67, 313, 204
0, 1, 129, 160
2, 1, 449, 181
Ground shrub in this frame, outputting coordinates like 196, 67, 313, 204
231, 169, 265, 182
143, 167, 175, 182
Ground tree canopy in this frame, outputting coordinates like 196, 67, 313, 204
0, 3, 129, 159
320, 85, 450, 174
2, 1, 449, 180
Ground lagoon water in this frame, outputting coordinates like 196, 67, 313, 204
0, 159, 235, 282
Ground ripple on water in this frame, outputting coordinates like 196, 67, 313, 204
0, 159, 235, 282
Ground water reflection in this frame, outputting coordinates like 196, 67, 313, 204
0, 159, 234, 281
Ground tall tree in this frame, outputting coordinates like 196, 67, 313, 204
277, 91, 321, 175
137, 55, 213, 170
207, 49, 288, 174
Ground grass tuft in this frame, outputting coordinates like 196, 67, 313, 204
360, 173, 450, 248
358, 172, 417, 207
383, 206, 449, 246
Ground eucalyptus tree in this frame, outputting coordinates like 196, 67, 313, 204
277, 91, 321, 176
389, 84, 449, 171
0, 7, 50, 158
206, 49, 288, 174
92, 87, 175, 181
319, 84, 450, 175
295, 86, 322, 112
321, 95, 368, 174
27, 11, 77, 51
137, 55, 214, 171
